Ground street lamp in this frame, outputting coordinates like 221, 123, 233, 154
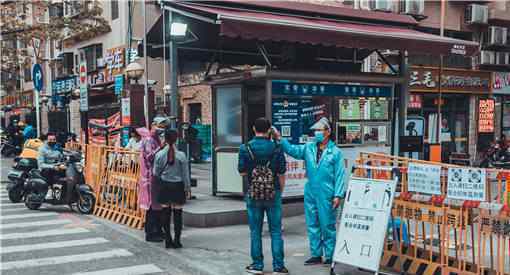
125, 62, 144, 83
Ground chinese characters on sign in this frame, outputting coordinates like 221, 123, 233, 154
447, 168, 486, 201
408, 94, 422, 109
104, 47, 125, 80
408, 163, 442, 195
272, 80, 392, 97
334, 177, 397, 272
494, 72, 510, 94
79, 62, 88, 111
478, 99, 495, 133
281, 156, 306, 198
408, 67, 491, 94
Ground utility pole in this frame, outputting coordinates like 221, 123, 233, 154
169, 10, 179, 129
143, 0, 149, 128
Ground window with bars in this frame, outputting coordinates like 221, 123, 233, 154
111, 0, 119, 20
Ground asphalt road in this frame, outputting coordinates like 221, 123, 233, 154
0, 156, 192, 275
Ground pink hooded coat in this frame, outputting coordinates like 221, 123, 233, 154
137, 127, 162, 210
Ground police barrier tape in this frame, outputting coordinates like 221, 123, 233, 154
66, 142, 145, 229
355, 152, 510, 275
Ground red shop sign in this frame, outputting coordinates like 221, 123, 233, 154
478, 99, 494, 133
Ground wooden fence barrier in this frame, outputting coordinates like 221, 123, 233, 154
93, 148, 145, 230
355, 152, 510, 275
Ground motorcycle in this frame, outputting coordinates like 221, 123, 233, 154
24, 150, 96, 214
6, 157, 38, 203
1, 134, 22, 157
480, 143, 510, 168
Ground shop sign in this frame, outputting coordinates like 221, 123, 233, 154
409, 67, 491, 93
88, 70, 105, 86
447, 168, 486, 201
408, 94, 422, 109
114, 75, 123, 95
79, 62, 88, 111
493, 72, 510, 94
104, 47, 125, 81
52, 76, 77, 95
334, 177, 397, 272
478, 99, 495, 133
407, 163, 441, 195
121, 97, 131, 125
272, 80, 392, 97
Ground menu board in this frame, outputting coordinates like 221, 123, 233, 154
338, 123, 362, 144
339, 99, 361, 120
478, 99, 495, 133
369, 98, 389, 120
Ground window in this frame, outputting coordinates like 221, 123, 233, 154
63, 53, 74, 76
216, 86, 242, 147
80, 44, 102, 72
24, 66, 32, 82
111, 0, 119, 20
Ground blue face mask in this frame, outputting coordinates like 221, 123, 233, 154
314, 131, 325, 143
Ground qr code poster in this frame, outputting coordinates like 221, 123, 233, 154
447, 168, 486, 201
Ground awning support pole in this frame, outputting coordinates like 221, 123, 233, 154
257, 43, 272, 67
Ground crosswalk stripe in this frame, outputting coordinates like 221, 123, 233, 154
0, 249, 133, 271
0, 212, 57, 220
0, 228, 89, 240
0, 207, 29, 213
72, 264, 163, 275
1, 237, 109, 254
0, 203, 25, 209
0, 219, 73, 229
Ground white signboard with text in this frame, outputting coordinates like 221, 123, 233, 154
333, 177, 397, 272
281, 155, 306, 198
407, 163, 442, 195
447, 168, 486, 201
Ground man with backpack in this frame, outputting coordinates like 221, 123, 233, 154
238, 118, 289, 275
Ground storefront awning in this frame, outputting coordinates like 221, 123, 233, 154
172, 3, 479, 56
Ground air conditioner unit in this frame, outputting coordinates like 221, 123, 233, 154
487, 26, 508, 46
465, 4, 488, 25
372, 0, 392, 12
400, 0, 424, 15
495, 52, 509, 65
479, 51, 495, 65
63, 1, 79, 17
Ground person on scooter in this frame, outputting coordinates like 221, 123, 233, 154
37, 133, 67, 196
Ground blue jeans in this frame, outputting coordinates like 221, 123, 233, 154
246, 191, 284, 270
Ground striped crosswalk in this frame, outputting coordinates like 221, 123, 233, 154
1, 200, 165, 275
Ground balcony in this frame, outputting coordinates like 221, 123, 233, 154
488, 7, 510, 24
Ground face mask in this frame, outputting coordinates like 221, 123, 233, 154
48, 142, 56, 148
314, 131, 325, 143
155, 128, 165, 135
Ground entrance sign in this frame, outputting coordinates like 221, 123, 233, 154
447, 168, 486, 201
408, 163, 441, 195
79, 62, 88, 111
333, 177, 397, 272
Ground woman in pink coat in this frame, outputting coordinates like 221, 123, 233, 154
138, 117, 167, 242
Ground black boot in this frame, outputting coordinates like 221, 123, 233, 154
162, 207, 175, 249
152, 209, 163, 241
173, 208, 183, 248
145, 208, 163, 242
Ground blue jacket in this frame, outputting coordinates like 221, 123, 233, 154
238, 137, 286, 191
23, 125, 36, 140
281, 139, 346, 198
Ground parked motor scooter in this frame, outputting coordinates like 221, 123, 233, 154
6, 157, 38, 202
24, 150, 95, 214
1, 134, 22, 157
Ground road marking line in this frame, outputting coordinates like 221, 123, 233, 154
0, 228, 89, 240
0, 238, 109, 254
72, 264, 163, 275
0, 249, 133, 271
0, 219, 73, 229
0, 204, 25, 209
0, 212, 57, 220
0, 207, 29, 213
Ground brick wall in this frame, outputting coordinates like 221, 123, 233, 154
179, 85, 212, 125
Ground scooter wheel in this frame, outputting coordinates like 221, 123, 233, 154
77, 193, 95, 214
24, 194, 42, 210
8, 188, 23, 203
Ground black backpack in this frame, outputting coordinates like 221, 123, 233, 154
246, 144, 277, 201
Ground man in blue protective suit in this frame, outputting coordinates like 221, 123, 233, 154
273, 117, 346, 266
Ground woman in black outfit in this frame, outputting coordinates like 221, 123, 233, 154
153, 129, 191, 248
